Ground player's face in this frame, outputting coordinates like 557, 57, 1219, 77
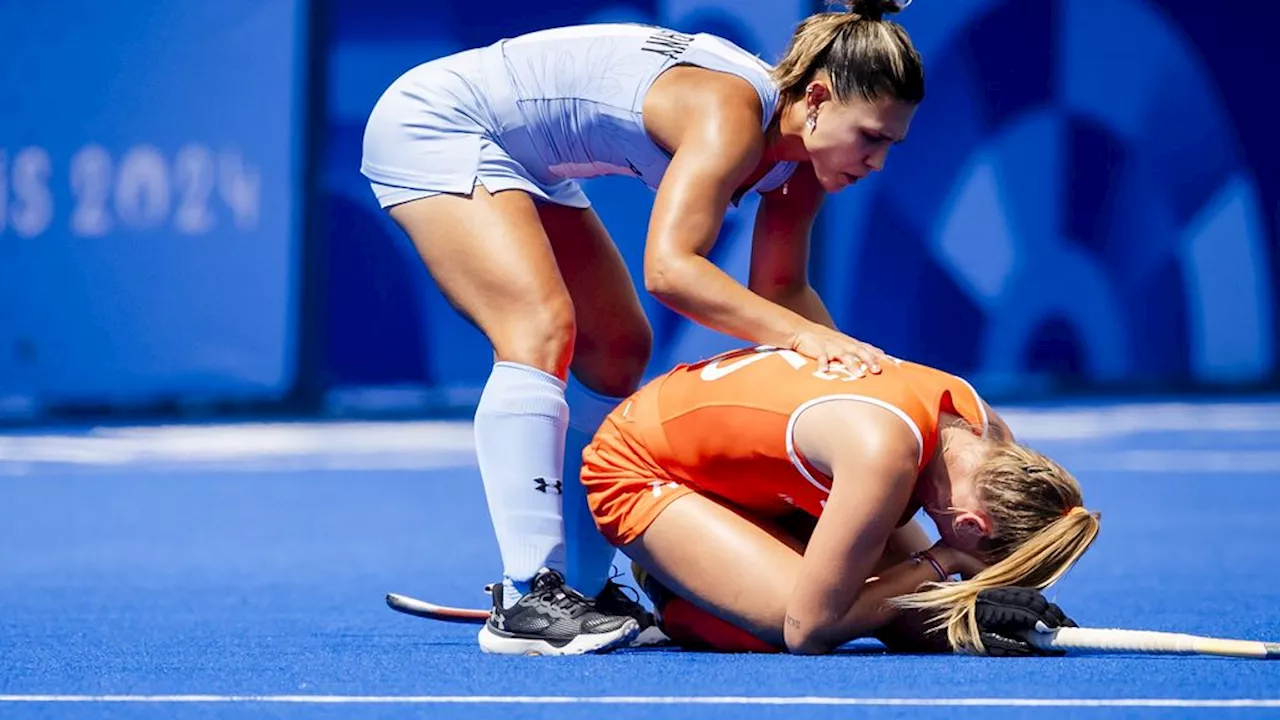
803, 94, 915, 193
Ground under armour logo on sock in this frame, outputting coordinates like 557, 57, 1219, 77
533, 477, 562, 495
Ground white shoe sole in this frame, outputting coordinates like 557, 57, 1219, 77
477, 619, 641, 656
630, 625, 671, 647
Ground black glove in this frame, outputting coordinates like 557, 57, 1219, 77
974, 587, 1078, 657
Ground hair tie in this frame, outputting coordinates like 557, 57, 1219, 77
844, 0, 912, 19
1064, 505, 1088, 518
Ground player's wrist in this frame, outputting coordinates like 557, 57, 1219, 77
937, 545, 972, 579
912, 548, 950, 582
774, 313, 812, 349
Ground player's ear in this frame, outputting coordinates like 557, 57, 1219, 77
804, 81, 833, 121
952, 510, 990, 544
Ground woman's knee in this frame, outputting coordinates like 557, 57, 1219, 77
572, 317, 653, 396
621, 320, 655, 376
491, 293, 577, 378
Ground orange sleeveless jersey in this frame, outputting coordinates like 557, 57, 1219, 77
581, 346, 991, 546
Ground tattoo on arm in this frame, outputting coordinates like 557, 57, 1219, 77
786, 615, 801, 629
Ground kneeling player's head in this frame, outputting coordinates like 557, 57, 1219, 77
897, 442, 1100, 653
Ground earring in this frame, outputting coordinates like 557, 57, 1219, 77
806, 114, 817, 132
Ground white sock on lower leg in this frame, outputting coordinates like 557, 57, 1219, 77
472, 361, 569, 608
563, 373, 626, 598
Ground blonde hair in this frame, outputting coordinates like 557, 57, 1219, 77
891, 442, 1101, 653
771, 0, 924, 108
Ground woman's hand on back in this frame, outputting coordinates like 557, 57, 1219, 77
789, 321, 888, 374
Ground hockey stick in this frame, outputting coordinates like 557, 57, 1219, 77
386, 592, 488, 624
1030, 624, 1280, 659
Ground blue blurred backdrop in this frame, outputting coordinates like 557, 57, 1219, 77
0, 1, 310, 418
1, 0, 1277, 421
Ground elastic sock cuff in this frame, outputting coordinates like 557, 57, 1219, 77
477, 362, 569, 420
494, 361, 567, 389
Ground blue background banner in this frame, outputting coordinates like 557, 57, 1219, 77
318, 0, 1279, 411
814, 0, 1279, 396
2, 0, 1276, 420
0, 1, 308, 415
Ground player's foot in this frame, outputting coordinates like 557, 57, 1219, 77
594, 576, 669, 647
478, 568, 639, 656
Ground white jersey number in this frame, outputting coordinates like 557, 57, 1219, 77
699, 345, 890, 383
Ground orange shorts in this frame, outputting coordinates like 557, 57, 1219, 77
580, 384, 692, 547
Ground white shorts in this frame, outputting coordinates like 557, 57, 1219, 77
360, 47, 590, 210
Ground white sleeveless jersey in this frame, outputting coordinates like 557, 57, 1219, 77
370, 24, 798, 199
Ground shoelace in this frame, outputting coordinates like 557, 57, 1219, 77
528, 575, 595, 617
540, 586, 593, 617
601, 579, 642, 607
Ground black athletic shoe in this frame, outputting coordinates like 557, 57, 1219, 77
477, 568, 639, 655
594, 577, 669, 647
611, 561, 680, 645
594, 578, 654, 626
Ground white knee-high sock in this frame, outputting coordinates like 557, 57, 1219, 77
563, 374, 626, 598
473, 361, 569, 607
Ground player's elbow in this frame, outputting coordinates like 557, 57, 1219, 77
783, 617, 838, 656
785, 627, 836, 656
643, 253, 689, 302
